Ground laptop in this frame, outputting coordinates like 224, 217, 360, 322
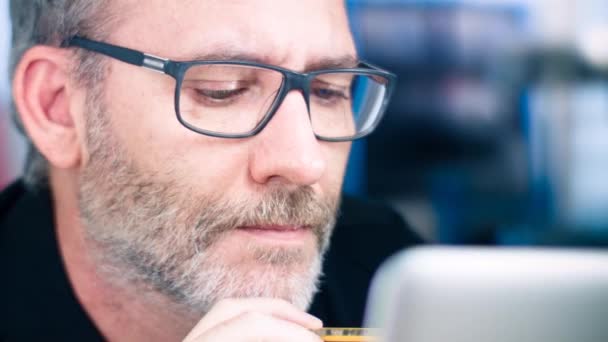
364, 247, 608, 342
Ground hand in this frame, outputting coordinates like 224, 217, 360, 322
182, 298, 323, 341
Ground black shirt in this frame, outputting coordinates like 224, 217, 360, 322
0, 180, 422, 341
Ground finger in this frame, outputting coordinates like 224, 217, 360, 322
186, 298, 322, 338
191, 311, 323, 342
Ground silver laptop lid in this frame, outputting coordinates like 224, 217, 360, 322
365, 247, 608, 342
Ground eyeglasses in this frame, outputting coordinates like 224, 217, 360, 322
64, 36, 396, 141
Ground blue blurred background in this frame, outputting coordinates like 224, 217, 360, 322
1, 0, 607, 245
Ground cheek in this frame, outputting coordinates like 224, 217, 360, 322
166, 140, 250, 191
320, 142, 351, 193
102, 62, 180, 164
102, 64, 250, 191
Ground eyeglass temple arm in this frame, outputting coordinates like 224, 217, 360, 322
358, 60, 389, 73
64, 36, 168, 73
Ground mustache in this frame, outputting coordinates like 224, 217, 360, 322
190, 186, 338, 250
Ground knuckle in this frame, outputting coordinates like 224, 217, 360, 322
268, 297, 294, 311
240, 311, 267, 322
215, 298, 238, 311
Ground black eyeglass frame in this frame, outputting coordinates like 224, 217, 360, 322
64, 36, 397, 142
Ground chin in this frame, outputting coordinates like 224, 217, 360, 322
180, 237, 324, 313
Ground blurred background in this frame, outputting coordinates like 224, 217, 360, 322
1, 0, 607, 246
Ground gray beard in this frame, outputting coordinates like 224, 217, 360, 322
77, 94, 339, 315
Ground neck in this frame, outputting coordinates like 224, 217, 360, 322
50, 169, 197, 342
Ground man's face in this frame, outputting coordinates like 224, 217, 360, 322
77, 0, 355, 314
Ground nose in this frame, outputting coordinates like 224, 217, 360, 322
249, 90, 326, 187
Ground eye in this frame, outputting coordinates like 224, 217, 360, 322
312, 86, 349, 102
182, 80, 254, 107
196, 88, 247, 101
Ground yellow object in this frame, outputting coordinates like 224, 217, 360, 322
322, 336, 375, 342
316, 328, 378, 342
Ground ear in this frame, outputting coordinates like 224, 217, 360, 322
12, 45, 83, 170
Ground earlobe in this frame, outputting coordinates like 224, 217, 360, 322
13, 45, 82, 170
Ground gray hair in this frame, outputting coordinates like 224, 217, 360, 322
9, 0, 113, 189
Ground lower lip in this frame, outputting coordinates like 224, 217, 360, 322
237, 226, 311, 242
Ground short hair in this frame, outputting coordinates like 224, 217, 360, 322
9, 0, 112, 188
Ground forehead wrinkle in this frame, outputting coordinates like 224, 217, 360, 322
176, 45, 358, 73
178, 45, 285, 66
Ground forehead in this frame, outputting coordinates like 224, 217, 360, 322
110, 0, 356, 69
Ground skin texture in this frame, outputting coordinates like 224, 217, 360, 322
12, 0, 356, 341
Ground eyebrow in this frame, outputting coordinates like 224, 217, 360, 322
304, 55, 360, 72
184, 50, 359, 72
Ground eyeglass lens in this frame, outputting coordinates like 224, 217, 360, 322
178, 64, 388, 139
